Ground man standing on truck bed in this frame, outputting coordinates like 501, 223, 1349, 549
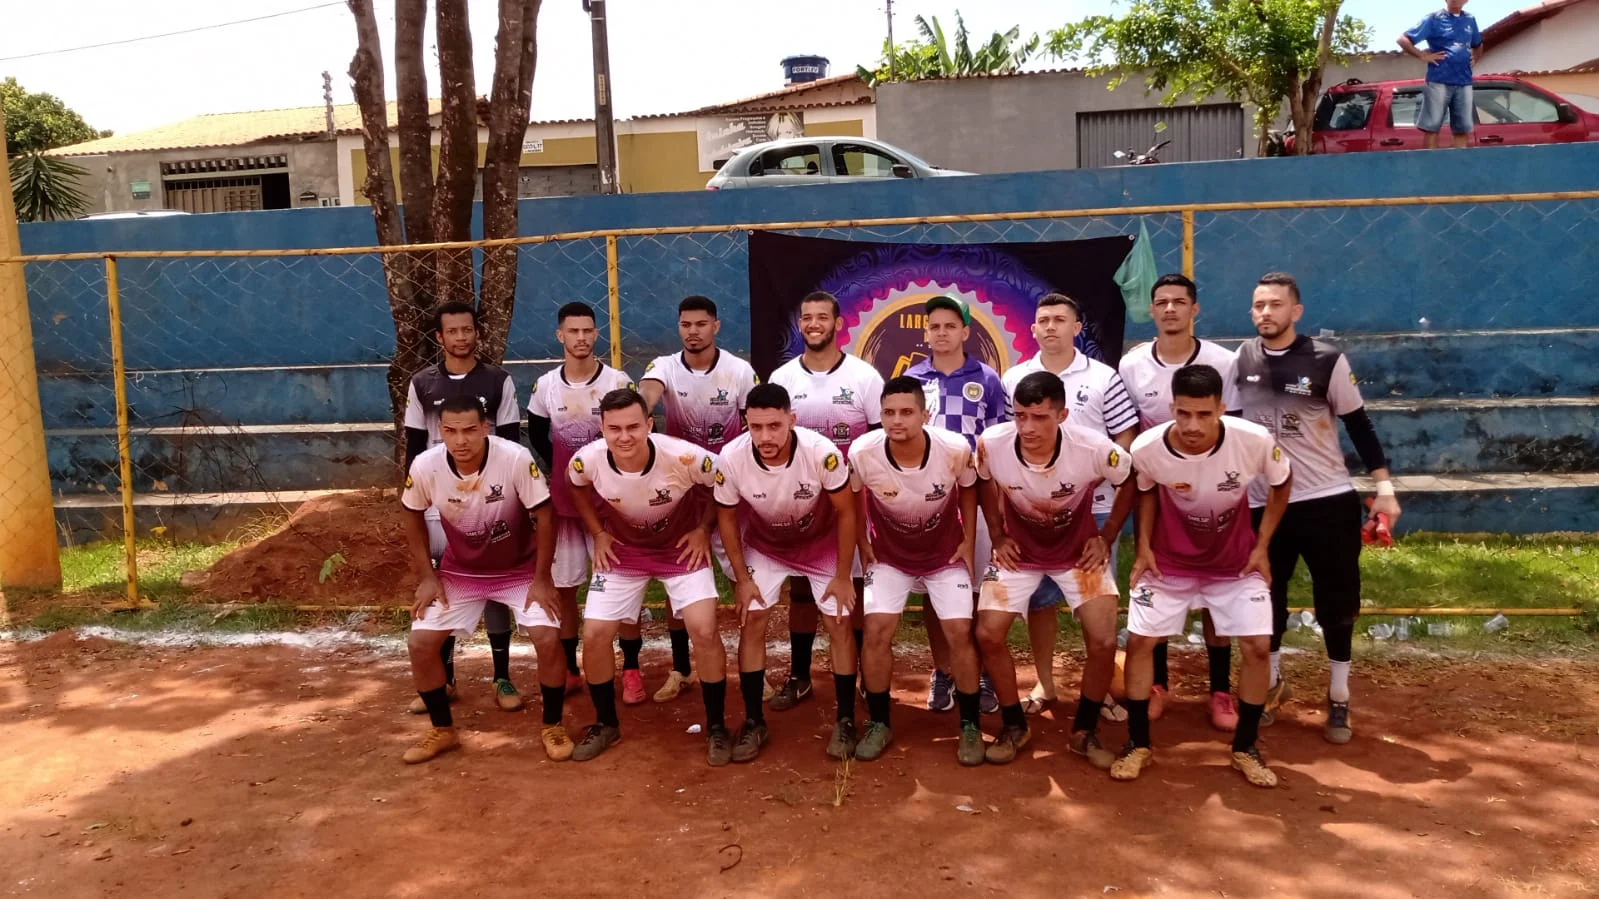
1399, 0, 1483, 150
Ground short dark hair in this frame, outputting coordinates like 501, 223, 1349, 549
1152, 273, 1196, 302
744, 383, 791, 412
1256, 272, 1301, 303
1037, 293, 1082, 320
1172, 364, 1224, 401
678, 295, 717, 318
598, 387, 649, 418
438, 394, 488, 419
558, 301, 597, 325
434, 301, 477, 333
1013, 371, 1066, 409
880, 375, 926, 407
800, 290, 840, 317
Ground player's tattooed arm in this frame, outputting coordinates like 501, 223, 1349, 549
403, 509, 446, 619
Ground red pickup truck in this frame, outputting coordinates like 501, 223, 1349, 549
1297, 76, 1599, 153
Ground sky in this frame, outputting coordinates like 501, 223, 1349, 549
2, 0, 1530, 136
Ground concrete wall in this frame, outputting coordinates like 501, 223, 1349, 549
71, 142, 341, 215
1480, 2, 1599, 73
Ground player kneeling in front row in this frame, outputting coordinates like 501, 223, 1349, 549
852, 377, 984, 765
1112, 364, 1292, 787
714, 384, 861, 762
401, 396, 566, 764
567, 388, 732, 765
975, 372, 1133, 766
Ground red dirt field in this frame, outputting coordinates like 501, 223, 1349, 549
2, 631, 1597, 898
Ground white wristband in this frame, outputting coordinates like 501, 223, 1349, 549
1375, 481, 1396, 497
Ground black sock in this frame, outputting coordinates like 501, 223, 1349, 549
834, 672, 857, 721
1152, 640, 1169, 689
790, 631, 815, 681
439, 636, 456, 686
1126, 698, 1151, 748
703, 678, 727, 731
866, 689, 891, 726
540, 684, 564, 726
1207, 644, 1232, 694
669, 628, 692, 675
620, 637, 643, 671
589, 679, 619, 728
561, 637, 580, 675
419, 686, 452, 728
1000, 702, 1025, 731
1233, 700, 1265, 753
955, 690, 981, 727
1072, 695, 1103, 734
740, 670, 766, 724
489, 630, 512, 682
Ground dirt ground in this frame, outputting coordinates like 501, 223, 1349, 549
2, 629, 1597, 899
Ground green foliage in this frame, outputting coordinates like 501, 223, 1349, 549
318, 552, 347, 585
858, 12, 1041, 86
2, 77, 106, 155
10, 151, 91, 222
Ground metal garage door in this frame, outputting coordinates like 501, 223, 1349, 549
517, 165, 601, 198
1076, 104, 1246, 168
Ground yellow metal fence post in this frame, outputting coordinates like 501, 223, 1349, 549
605, 234, 623, 369
104, 256, 141, 608
1181, 209, 1195, 280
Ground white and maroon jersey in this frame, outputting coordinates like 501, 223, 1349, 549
402, 361, 521, 448
401, 436, 551, 578
526, 363, 633, 518
976, 421, 1132, 571
641, 349, 758, 453
714, 426, 850, 574
769, 353, 883, 456
1131, 418, 1291, 579
849, 426, 977, 576
1002, 350, 1138, 516
567, 434, 717, 576
1118, 339, 1241, 428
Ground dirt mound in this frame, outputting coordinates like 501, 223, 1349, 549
29, 628, 119, 658
199, 490, 416, 605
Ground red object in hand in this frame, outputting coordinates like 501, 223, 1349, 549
1362, 510, 1393, 548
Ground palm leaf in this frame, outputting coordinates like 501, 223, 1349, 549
9, 151, 90, 222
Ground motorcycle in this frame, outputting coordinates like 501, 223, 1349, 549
1112, 138, 1171, 165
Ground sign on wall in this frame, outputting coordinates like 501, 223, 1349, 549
697, 111, 804, 172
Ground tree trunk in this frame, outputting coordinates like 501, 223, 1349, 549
1293, 2, 1342, 156
477, 0, 541, 365
431, 0, 478, 307
394, 0, 438, 312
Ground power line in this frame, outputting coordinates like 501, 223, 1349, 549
0, 2, 346, 63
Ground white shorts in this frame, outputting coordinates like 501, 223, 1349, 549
863, 562, 974, 620
746, 546, 835, 615
553, 517, 594, 589
1128, 572, 1273, 638
583, 566, 718, 623
979, 565, 1118, 616
410, 571, 558, 634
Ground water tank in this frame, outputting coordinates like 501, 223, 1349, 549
781, 55, 830, 85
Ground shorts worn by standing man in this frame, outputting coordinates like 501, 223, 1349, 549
1399, 0, 1482, 149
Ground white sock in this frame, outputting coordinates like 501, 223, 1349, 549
1329, 660, 1351, 703
1269, 651, 1282, 685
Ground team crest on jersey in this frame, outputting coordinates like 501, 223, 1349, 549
1285, 376, 1314, 397
1217, 471, 1242, 492
982, 565, 1000, 582
1076, 386, 1090, 404
485, 484, 505, 503
1272, 445, 1283, 462
707, 422, 725, 443
590, 574, 607, 593
701, 456, 714, 473
1132, 586, 1155, 607
963, 382, 984, 403
489, 519, 511, 542
832, 388, 854, 405
710, 389, 731, 407
1108, 448, 1121, 469
924, 483, 947, 502
571, 458, 585, 474
649, 488, 674, 506
823, 453, 840, 472
1051, 482, 1076, 499
831, 422, 851, 442
529, 460, 541, 480
714, 470, 725, 486
1280, 412, 1303, 437
793, 482, 815, 500
404, 475, 414, 488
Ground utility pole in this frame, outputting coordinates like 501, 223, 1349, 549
323, 71, 336, 138
583, 0, 619, 194
885, 0, 895, 79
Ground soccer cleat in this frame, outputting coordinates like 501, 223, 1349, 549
1325, 698, 1353, 744
984, 725, 1032, 765
957, 721, 986, 767
621, 670, 647, 705
826, 719, 859, 760
402, 726, 461, 764
926, 670, 955, 712
1069, 729, 1116, 770
1148, 684, 1170, 720
731, 719, 770, 763
1209, 692, 1240, 732
1100, 697, 1128, 722
770, 677, 814, 712
1109, 744, 1154, 781
408, 683, 457, 715
1231, 746, 1279, 787
706, 724, 734, 767
564, 671, 586, 696
494, 678, 524, 712
571, 723, 621, 761
652, 670, 696, 703
979, 674, 999, 715
854, 721, 894, 761
541, 724, 574, 761
763, 678, 778, 702
1262, 678, 1292, 727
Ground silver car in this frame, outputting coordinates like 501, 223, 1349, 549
706, 137, 971, 189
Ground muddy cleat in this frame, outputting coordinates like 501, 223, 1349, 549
826, 719, 859, 760
541, 724, 574, 761
1069, 729, 1116, 770
957, 721, 986, 767
1324, 698, 1353, 744
770, 677, 814, 712
571, 723, 622, 761
984, 725, 1032, 765
408, 683, 457, 715
651, 669, 696, 703
564, 671, 586, 696
1231, 746, 1279, 787
1262, 678, 1292, 727
731, 719, 769, 763
1148, 684, 1169, 720
926, 670, 955, 712
402, 726, 461, 764
706, 724, 734, 767
493, 678, 523, 712
1209, 692, 1240, 732
854, 721, 894, 761
1109, 744, 1154, 781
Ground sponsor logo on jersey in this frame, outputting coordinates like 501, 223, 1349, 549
1284, 375, 1314, 397
795, 511, 815, 531
1349, 371, 1358, 386
925, 483, 947, 502
644, 360, 656, 373
823, 453, 840, 472
404, 475, 414, 488
707, 422, 725, 443
963, 382, 984, 403
1051, 482, 1077, 499
709, 388, 731, 407
529, 461, 540, 479
879, 489, 899, 499
714, 469, 725, 486
1076, 386, 1090, 404
1280, 412, 1303, 437
1250, 592, 1268, 603
1245, 374, 1261, 383
649, 488, 674, 507
1108, 448, 1121, 469
793, 482, 815, 501
1143, 389, 1160, 398
831, 422, 851, 443
1171, 482, 1192, 494
1217, 471, 1242, 492
571, 458, 585, 473
485, 484, 505, 503
701, 456, 715, 473
1272, 445, 1283, 462
489, 519, 510, 541
832, 388, 854, 405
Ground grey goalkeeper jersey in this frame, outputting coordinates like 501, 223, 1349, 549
1233, 335, 1365, 507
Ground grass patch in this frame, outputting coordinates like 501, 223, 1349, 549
59, 537, 239, 600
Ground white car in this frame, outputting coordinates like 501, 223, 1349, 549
706, 137, 971, 189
